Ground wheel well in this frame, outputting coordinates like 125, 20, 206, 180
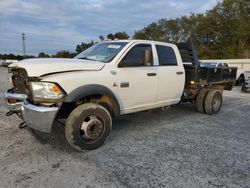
84, 94, 117, 117
58, 94, 119, 119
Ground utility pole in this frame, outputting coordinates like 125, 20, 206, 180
22, 33, 26, 58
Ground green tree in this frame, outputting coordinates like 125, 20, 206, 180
52, 51, 76, 58
134, 30, 148, 40
107, 33, 115, 40
114, 32, 129, 39
99, 35, 105, 41
133, 0, 250, 59
38, 52, 50, 58
75, 40, 94, 53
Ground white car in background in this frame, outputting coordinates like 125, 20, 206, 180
2, 59, 18, 67
241, 71, 250, 92
200, 62, 229, 68
200, 62, 247, 86
200, 61, 246, 85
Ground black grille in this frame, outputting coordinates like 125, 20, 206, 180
10, 68, 29, 94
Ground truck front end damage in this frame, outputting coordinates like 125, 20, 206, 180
4, 67, 61, 133
4, 89, 27, 112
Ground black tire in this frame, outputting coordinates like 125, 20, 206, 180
241, 84, 247, 92
196, 88, 209, 113
204, 90, 223, 115
30, 128, 51, 144
237, 75, 245, 86
29, 120, 63, 144
65, 103, 112, 151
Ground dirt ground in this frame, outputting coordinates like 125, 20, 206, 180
0, 66, 250, 188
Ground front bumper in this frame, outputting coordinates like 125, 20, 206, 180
4, 90, 59, 133
3, 89, 27, 112
22, 103, 59, 133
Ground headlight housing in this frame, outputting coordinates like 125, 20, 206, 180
30, 82, 65, 102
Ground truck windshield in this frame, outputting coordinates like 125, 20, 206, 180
74, 42, 128, 63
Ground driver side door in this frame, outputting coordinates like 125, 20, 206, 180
116, 43, 158, 114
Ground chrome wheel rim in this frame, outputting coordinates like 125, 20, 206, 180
80, 115, 104, 140
212, 94, 221, 112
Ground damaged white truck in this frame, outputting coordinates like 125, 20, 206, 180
4, 40, 237, 150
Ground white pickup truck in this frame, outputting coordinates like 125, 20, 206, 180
4, 40, 237, 150
241, 71, 250, 92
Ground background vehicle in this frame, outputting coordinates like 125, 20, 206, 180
200, 62, 229, 68
4, 39, 237, 151
201, 59, 250, 86
200, 62, 231, 81
2, 59, 18, 67
241, 71, 250, 92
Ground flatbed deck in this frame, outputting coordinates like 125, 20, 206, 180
176, 41, 237, 100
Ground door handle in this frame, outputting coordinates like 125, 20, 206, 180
147, 73, 157, 76
176, 71, 184, 75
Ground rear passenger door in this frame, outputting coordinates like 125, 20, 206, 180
155, 44, 185, 104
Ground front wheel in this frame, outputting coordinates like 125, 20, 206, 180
65, 103, 112, 151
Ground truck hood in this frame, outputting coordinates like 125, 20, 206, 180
9, 58, 105, 77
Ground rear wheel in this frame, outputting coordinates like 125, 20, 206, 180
204, 90, 223, 115
237, 75, 245, 86
65, 103, 112, 151
196, 88, 209, 113
241, 84, 247, 92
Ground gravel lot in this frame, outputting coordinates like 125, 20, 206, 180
0, 66, 250, 188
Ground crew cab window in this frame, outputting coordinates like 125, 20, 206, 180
156, 45, 177, 66
119, 44, 153, 67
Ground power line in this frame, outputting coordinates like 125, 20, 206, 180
22, 33, 26, 58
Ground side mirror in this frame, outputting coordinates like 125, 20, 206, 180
118, 59, 142, 67
118, 60, 128, 67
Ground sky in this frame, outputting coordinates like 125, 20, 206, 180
0, 0, 221, 55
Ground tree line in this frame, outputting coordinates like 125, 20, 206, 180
1, 0, 249, 60
133, 0, 249, 59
